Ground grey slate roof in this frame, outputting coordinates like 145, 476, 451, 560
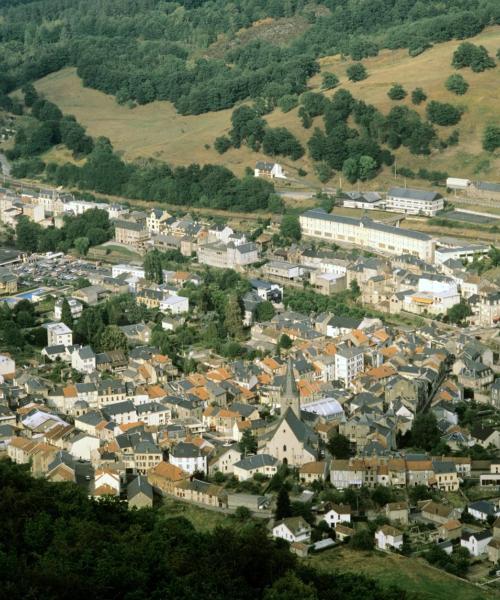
233, 454, 278, 471
128, 475, 153, 500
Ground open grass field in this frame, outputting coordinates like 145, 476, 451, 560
159, 498, 235, 532
308, 548, 496, 600
35, 27, 500, 191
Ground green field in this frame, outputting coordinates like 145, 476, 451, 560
35, 27, 500, 190
309, 548, 495, 600
159, 498, 235, 532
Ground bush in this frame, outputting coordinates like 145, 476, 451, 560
411, 87, 427, 105
445, 74, 469, 95
346, 63, 367, 82
387, 83, 407, 100
426, 101, 462, 126
452, 42, 496, 72
214, 135, 232, 154
278, 94, 299, 113
482, 124, 500, 152
321, 72, 339, 90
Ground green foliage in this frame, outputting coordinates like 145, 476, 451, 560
300, 92, 328, 118
275, 486, 292, 520
452, 42, 496, 72
411, 87, 427, 105
280, 214, 301, 241
387, 83, 407, 100
262, 127, 304, 160
254, 301, 276, 323
143, 249, 164, 284
74, 236, 90, 256
424, 545, 470, 577
225, 293, 244, 341
315, 162, 333, 184
99, 324, 129, 356
411, 412, 441, 451
482, 124, 500, 152
346, 63, 368, 82
214, 135, 232, 154
239, 429, 258, 456
326, 433, 352, 459
264, 572, 318, 600
445, 300, 472, 325
350, 529, 375, 551
60, 297, 73, 328
278, 333, 293, 350
321, 72, 339, 90
278, 94, 299, 113
426, 101, 462, 126
445, 74, 469, 95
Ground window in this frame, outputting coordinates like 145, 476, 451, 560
283, 445, 287, 452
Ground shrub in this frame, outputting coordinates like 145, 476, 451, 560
278, 94, 299, 113
445, 74, 469, 95
482, 125, 500, 152
346, 63, 367, 82
452, 42, 496, 72
321, 72, 339, 90
214, 136, 232, 154
387, 83, 407, 100
426, 101, 462, 126
411, 87, 427, 105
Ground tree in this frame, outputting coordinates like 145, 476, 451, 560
255, 301, 275, 322
411, 87, 427, 105
278, 333, 292, 350
387, 84, 407, 100
445, 74, 469, 95
100, 325, 129, 355
275, 486, 292, 520
280, 214, 301, 241
346, 63, 367, 82
60, 297, 73, 328
350, 529, 374, 550
264, 572, 318, 600
327, 433, 351, 459
358, 155, 377, 181
278, 95, 298, 113
482, 125, 500, 152
74, 236, 90, 256
15, 216, 41, 252
411, 412, 441, 451
214, 136, 232, 154
321, 72, 339, 90
426, 101, 462, 126
239, 429, 258, 456
446, 300, 472, 325
224, 293, 244, 340
452, 42, 496, 72
342, 158, 358, 183
143, 249, 163, 284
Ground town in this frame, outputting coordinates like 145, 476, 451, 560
0, 176, 499, 590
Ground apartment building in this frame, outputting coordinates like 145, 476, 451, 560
300, 209, 434, 262
386, 187, 444, 216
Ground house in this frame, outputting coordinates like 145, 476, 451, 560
72, 346, 96, 374
254, 161, 285, 179
432, 460, 459, 492
0, 268, 17, 294
160, 294, 189, 315
147, 461, 189, 495
0, 354, 15, 378
335, 523, 355, 542
114, 219, 149, 247
299, 461, 328, 484
468, 500, 500, 522
421, 501, 461, 525
232, 454, 278, 481
169, 441, 207, 475
272, 517, 312, 543
340, 191, 385, 210
134, 440, 162, 474
461, 530, 493, 557
127, 475, 154, 508
385, 501, 409, 525
438, 520, 463, 541
45, 322, 73, 347
54, 297, 82, 321
172, 478, 226, 507
208, 443, 242, 476
486, 538, 500, 564
102, 400, 137, 425
68, 432, 100, 461
323, 504, 351, 527
94, 468, 121, 496
386, 187, 444, 216
375, 524, 404, 551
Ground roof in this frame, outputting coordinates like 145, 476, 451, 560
301, 208, 432, 242
170, 441, 203, 458
233, 454, 278, 471
274, 516, 311, 535
461, 530, 492, 542
281, 357, 299, 400
377, 524, 403, 537
388, 187, 442, 202
127, 475, 153, 500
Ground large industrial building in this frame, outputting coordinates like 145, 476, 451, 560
299, 209, 435, 262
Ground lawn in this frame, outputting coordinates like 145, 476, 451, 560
159, 497, 235, 532
308, 547, 494, 600
34, 27, 500, 190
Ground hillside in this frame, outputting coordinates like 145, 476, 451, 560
35, 27, 500, 190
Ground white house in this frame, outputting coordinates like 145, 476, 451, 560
467, 501, 500, 522
232, 454, 279, 481
386, 187, 444, 216
68, 432, 100, 461
159, 294, 189, 315
72, 346, 96, 374
169, 441, 207, 475
46, 322, 73, 347
102, 400, 137, 425
323, 504, 352, 527
334, 345, 364, 385
375, 525, 404, 551
94, 468, 121, 496
272, 517, 312, 543
461, 530, 493, 557
254, 161, 286, 179
136, 402, 171, 426
54, 297, 83, 321
0, 354, 15, 378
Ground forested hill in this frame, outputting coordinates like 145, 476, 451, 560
0, 0, 499, 115
0, 461, 411, 600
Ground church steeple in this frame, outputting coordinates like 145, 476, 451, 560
280, 356, 301, 418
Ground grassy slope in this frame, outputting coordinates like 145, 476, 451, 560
35, 27, 500, 189
309, 548, 495, 600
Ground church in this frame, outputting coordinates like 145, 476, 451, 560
263, 357, 318, 467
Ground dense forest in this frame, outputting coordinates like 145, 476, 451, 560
0, 0, 499, 114
0, 461, 412, 600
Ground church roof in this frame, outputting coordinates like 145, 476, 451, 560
281, 356, 299, 399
